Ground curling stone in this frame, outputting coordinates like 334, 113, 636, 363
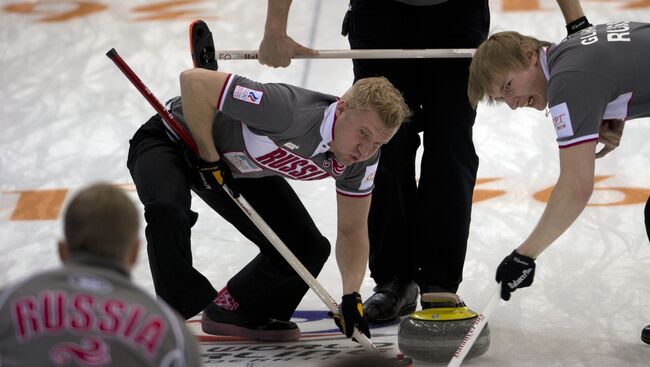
397, 293, 490, 364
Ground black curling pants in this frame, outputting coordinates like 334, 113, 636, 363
347, 0, 489, 292
127, 115, 331, 320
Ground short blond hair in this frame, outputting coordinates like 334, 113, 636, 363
64, 183, 139, 261
341, 77, 411, 129
468, 31, 552, 108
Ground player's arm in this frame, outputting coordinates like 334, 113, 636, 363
556, 0, 592, 35
258, 0, 317, 67
516, 140, 597, 258
556, 0, 585, 22
179, 68, 230, 162
335, 193, 371, 294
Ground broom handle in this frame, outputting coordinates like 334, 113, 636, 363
447, 284, 500, 367
216, 48, 475, 60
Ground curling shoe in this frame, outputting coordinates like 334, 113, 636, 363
363, 278, 418, 323
202, 303, 301, 342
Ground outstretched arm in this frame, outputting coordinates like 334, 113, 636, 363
517, 140, 597, 258
331, 193, 371, 339
556, 0, 592, 35
258, 0, 317, 68
335, 194, 371, 294
495, 141, 597, 300
556, 0, 586, 23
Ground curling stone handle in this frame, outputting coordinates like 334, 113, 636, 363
421, 292, 463, 306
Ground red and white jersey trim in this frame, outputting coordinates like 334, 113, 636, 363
336, 189, 372, 197
558, 134, 599, 148
217, 74, 234, 111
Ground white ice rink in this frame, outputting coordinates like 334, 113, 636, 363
2, 0, 650, 366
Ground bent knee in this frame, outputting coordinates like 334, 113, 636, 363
144, 200, 197, 226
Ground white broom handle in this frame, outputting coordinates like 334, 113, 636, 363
224, 185, 377, 351
216, 48, 475, 60
447, 284, 501, 367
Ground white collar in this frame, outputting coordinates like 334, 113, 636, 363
311, 101, 338, 157
539, 47, 550, 81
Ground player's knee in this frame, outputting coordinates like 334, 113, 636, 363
144, 200, 195, 227
311, 235, 331, 266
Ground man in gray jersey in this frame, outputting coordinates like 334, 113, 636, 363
467, 21, 650, 341
0, 183, 201, 366
127, 48, 410, 341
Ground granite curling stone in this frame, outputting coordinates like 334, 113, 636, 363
397, 293, 490, 364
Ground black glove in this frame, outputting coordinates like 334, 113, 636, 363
196, 158, 240, 198
329, 292, 370, 339
495, 250, 536, 301
566, 16, 592, 36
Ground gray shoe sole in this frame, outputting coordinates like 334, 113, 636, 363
201, 313, 301, 342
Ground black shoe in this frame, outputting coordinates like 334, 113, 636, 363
362, 278, 418, 323
642, 325, 650, 344
189, 20, 219, 70
202, 303, 301, 341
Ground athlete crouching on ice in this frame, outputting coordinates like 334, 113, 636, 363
467, 21, 650, 341
127, 62, 410, 341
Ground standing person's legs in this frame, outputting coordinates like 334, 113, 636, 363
413, 0, 489, 305
416, 58, 478, 296
347, 0, 422, 322
127, 116, 217, 319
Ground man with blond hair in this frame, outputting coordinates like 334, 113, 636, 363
468, 22, 650, 342
127, 36, 410, 342
0, 183, 201, 366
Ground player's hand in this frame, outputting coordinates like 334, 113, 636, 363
495, 250, 536, 301
329, 292, 371, 339
566, 16, 593, 36
196, 158, 240, 198
258, 34, 317, 68
596, 119, 625, 159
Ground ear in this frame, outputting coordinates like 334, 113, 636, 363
58, 240, 69, 262
336, 99, 347, 117
524, 47, 538, 65
126, 238, 140, 272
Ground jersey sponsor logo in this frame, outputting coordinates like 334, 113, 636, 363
223, 152, 263, 174
50, 336, 111, 365
67, 273, 113, 294
283, 142, 300, 150
549, 102, 574, 138
233, 85, 263, 105
11, 290, 167, 358
254, 148, 330, 180
359, 162, 378, 192
321, 157, 346, 176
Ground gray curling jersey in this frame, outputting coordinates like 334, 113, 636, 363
544, 21, 650, 148
0, 259, 201, 367
165, 74, 379, 197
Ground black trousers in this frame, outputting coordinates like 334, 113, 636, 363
347, 0, 489, 292
127, 116, 331, 320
